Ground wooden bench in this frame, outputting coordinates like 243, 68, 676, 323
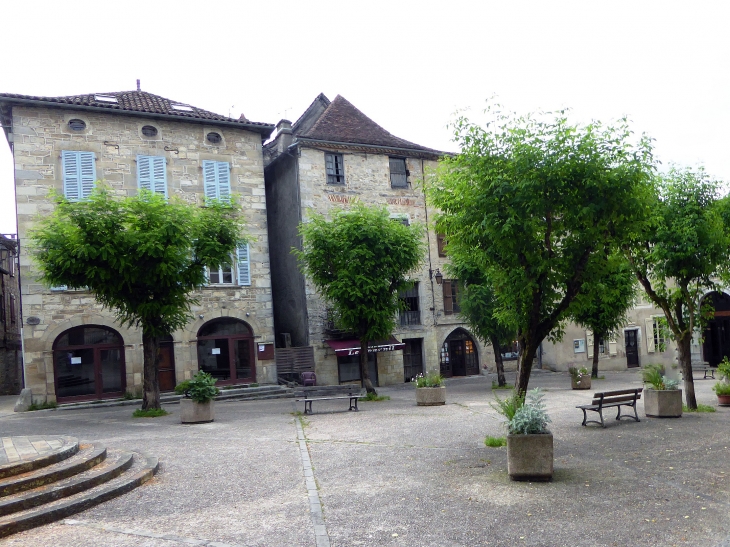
576, 388, 643, 428
294, 385, 365, 415
692, 364, 715, 379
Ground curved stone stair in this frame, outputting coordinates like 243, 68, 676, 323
0, 436, 158, 538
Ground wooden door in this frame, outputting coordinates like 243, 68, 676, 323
158, 342, 176, 392
450, 340, 466, 376
403, 339, 424, 382
625, 329, 639, 368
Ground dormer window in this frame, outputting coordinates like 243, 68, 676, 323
171, 104, 193, 112
94, 94, 118, 103
141, 125, 158, 137
206, 132, 222, 144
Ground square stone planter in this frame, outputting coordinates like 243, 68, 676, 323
507, 433, 553, 481
644, 389, 682, 418
180, 399, 215, 423
571, 377, 591, 390
415, 386, 446, 406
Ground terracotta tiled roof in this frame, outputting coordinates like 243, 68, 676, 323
0, 90, 274, 135
298, 95, 444, 156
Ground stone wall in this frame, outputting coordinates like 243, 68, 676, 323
0, 237, 22, 395
11, 106, 275, 402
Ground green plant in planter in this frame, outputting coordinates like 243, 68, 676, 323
713, 382, 730, 396
569, 366, 590, 381
492, 388, 551, 434
717, 357, 730, 381
174, 371, 220, 403
642, 364, 679, 390
414, 372, 443, 388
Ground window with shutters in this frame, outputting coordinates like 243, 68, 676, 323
389, 157, 408, 188
202, 160, 231, 204
442, 279, 461, 315
62, 151, 96, 201
205, 244, 250, 286
437, 233, 447, 257
399, 282, 420, 325
325, 153, 345, 184
137, 155, 167, 197
653, 316, 667, 351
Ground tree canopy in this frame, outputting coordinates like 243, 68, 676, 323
430, 107, 655, 395
624, 166, 730, 409
31, 188, 245, 409
296, 203, 425, 394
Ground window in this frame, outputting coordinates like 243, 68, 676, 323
202, 160, 231, 203
389, 157, 408, 188
9, 295, 15, 324
437, 233, 447, 257
501, 340, 519, 361
137, 155, 167, 196
646, 316, 667, 353
337, 352, 376, 385
94, 94, 117, 103
399, 282, 420, 325
0, 294, 4, 323
68, 119, 86, 131
141, 125, 158, 137
325, 153, 345, 184
206, 132, 222, 144
171, 104, 193, 112
442, 279, 460, 315
62, 151, 96, 201
205, 245, 250, 286
391, 214, 410, 227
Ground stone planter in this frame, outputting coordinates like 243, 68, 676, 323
415, 386, 446, 406
717, 394, 730, 406
507, 433, 553, 481
644, 389, 682, 418
571, 376, 592, 390
180, 399, 215, 424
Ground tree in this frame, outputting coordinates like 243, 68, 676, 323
296, 203, 425, 394
624, 167, 730, 409
430, 107, 655, 396
570, 252, 637, 378
447, 254, 515, 387
31, 189, 245, 410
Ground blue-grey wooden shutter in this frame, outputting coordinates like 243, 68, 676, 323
237, 244, 250, 286
62, 151, 96, 200
137, 155, 167, 196
202, 160, 230, 203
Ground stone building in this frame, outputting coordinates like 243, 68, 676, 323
0, 89, 276, 404
0, 233, 22, 395
264, 94, 492, 386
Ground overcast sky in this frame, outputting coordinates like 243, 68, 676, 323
1, 0, 728, 233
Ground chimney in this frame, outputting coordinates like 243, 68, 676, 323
136, 79, 141, 91
276, 119, 293, 153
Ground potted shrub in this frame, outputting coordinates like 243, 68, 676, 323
569, 366, 591, 390
494, 388, 553, 481
175, 371, 220, 424
414, 372, 445, 406
713, 357, 730, 406
642, 364, 682, 418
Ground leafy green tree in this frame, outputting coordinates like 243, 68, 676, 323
296, 203, 425, 394
447, 254, 515, 386
570, 252, 637, 378
430, 107, 654, 396
624, 167, 730, 409
31, 189, 245, 410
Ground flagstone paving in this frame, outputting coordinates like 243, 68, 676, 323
0, 436, 67, 465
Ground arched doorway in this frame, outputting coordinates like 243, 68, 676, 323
440, 329, 479, 377
197, 318, 256, 385
158, 334, 177, 392
53, 325, 125, 402
703, 291, 730, 367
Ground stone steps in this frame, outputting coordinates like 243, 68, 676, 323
0, 437, 158, 538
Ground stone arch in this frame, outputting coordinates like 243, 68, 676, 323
194, 316, 257, 385
440, 328, 480, 378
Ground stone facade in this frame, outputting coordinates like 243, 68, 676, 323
7, 104, 275, 403
0, 234, 22, 395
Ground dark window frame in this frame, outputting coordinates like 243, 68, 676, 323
325, 153, 345, 184
437, 233, 447, 257
389, 157, 408, 188
399, 282, 421, 325
443, 279, 460, 315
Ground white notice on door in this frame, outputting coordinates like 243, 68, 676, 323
71, 357, 82, 364
211, 348, 221, 355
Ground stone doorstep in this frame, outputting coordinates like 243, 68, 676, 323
0, 444, 107, 497
0, 437, 79, 481
0, 452, 159, 539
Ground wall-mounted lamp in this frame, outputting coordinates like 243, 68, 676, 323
434, 269, 443, 285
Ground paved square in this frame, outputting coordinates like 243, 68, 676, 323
0, 370, 728, 546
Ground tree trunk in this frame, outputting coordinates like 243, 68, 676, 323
360, 339, 377, 395
516, 343, 538, 396
490, 336, 506, 387
677, 333, 697, 410
141, 333, 161, 410
592, 333, 600, 379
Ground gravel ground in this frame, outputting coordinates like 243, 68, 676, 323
1, 370, 729, 547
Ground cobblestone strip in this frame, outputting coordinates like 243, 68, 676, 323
295, 417, 330, 547
63, 519, 244, 546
